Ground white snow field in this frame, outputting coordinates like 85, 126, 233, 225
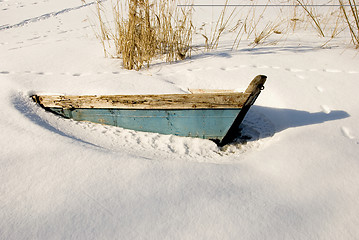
1, 0, 359, 239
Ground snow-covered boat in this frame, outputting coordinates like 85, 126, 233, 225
32, 75, 267, 146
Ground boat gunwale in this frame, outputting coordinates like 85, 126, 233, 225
33, 92, 251, 110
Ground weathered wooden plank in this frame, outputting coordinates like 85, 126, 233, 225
245, 75, 266, 94
34, 75, 267, 110
35, 92, 251, 109
188, 89, 236, 94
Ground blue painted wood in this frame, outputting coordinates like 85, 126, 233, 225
49, 108, 241, 140
35, 76, 267, 144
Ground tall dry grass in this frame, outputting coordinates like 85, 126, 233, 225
231, 2, 285, 49
87, 0, 359, 66
293, 0, 358, 48
339, 0, 359, 48
93, 0, 193, 70
295, 0, 326, 37
200, 0, 239, 50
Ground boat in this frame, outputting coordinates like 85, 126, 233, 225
32, 75, 267, 146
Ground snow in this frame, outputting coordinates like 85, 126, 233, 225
1, 0, 359, 239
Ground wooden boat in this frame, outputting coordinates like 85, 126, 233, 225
32, 75, 267, 146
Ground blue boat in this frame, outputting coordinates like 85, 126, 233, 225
32, 75, 267, 146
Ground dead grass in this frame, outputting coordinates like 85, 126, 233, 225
252, 21, 283, 45
339, 0, 359, 48
295, 0, 326, 37
231, 2, 286, 49
92, 0, 193, 70
200, 0, 239, 50
87, 0, 359, 65
292, 0, 358, 48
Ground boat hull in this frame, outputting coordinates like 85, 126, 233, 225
49, 107, 241, 140
33, 75, 267, 146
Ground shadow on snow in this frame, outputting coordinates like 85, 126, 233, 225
12, 93, 104, 150
248, 105, 350, 133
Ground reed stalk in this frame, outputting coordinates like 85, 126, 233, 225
94, 0, 193, 70
339, 0, 359, 48
295, 0, 325, 37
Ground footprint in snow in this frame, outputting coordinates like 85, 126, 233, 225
341, 126, 355, 140
220, 66, 238, 71
320, 105, 331, 114
257, 65, 270, 69
27, 36, 41, 41
287, 68, 304, 72
316, 86, 324, 93
187, 68, 201, 72
296, 74, 306, 79
324, 69, 342, 73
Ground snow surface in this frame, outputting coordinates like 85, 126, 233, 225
1, 0, 359, 239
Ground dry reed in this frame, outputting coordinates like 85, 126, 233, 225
231, 1, 285, 49
88, 0, 359, 65
201, 0, 238, 50
295, 0, 325, 37
94, 0, 194, 70
339, 0, 359, 48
